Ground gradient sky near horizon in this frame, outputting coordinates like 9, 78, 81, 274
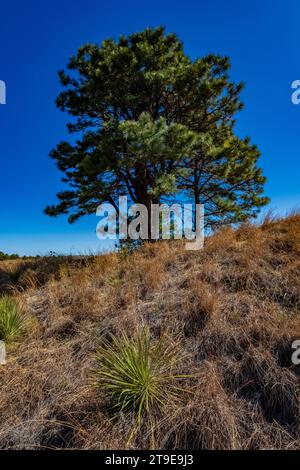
0, 0, 299, 255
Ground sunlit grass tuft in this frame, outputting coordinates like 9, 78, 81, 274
0, 296, 27, 343
93, 329, 186, 424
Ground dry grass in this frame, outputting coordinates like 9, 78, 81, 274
0, 214, 300, 449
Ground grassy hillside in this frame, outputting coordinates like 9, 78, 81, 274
0, 214, 300, 449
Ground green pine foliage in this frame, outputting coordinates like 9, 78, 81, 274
45, 27, 268, 228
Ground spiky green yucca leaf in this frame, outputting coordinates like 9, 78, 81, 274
93, 330, 186, 422
0, 296, 26, 343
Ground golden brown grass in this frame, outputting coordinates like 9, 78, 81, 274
0, 214, 300, 449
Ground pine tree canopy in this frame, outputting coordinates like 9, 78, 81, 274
45, 26, 269, 227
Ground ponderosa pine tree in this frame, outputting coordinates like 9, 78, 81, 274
45, 27, 268, 229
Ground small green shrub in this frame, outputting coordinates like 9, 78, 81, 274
93, 329, 186, 423
0, 296, 27, 343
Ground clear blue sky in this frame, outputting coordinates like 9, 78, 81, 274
0, 0, 299, 255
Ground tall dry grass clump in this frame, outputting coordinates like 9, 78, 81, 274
0, 214, 299, 449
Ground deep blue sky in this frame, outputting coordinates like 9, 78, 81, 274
0, 0, 299, 255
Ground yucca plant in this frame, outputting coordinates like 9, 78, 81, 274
93, 329, 186, 424
0, 296, 27, 343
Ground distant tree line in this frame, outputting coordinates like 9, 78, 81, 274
0, 252, 38, 261
0, 251, 20, 261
